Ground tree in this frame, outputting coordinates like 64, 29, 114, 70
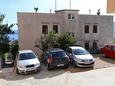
0, 14, 14, 67
0, 14, 14, 52
11, 40, 19, 62
38, 32, 76, 52
58, 33, 76, 50
39, 31, 58, 52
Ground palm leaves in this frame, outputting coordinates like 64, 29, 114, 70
0, 14, 14, 44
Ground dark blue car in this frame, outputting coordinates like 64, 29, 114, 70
42, 48, 70, 70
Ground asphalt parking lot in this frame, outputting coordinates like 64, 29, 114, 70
0, 54, 115, 86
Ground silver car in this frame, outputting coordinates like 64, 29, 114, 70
66, 46, 95, 67
16, 50, 40, 74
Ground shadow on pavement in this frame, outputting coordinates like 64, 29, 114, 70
64, 66, 93, 73
0, 63, 93, 81
0, 63, 65, 81
99, 54, 115, 64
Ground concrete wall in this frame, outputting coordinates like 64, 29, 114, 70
78, 15, 113, 48
17, 12, 64, 57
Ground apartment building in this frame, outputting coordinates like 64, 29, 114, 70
17, 9, 113, 56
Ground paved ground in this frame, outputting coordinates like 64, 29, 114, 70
0, 54, 115, 86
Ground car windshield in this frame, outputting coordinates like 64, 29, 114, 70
19, 53, 36, 60
112, 46, 115, 51
52, 51, 66, 57
73, 49, 89, 55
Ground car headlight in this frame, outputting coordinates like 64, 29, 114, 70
76, 58, 81, 62
92, 58, 95, 61
18, 65, 25, 68
35, 63, 40, 67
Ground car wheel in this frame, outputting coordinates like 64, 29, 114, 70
64, 64, 69, 68
47, 63, 52, 70
16, 68, 20, 74
91, 65, 94, 69
36, 67, 41, 73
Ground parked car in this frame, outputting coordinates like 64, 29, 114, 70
16, 50, 40, 74
42, 48, 70, 70
66, 46, 95, 67
100, 44, 115, 58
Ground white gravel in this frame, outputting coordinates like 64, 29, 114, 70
1, 67, 115, 86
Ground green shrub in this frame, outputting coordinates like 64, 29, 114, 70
58, 33, 76, 50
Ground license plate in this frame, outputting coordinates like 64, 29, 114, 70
57, 64, 64, 67
84, 62, 93, 64
27, 67, 35, 71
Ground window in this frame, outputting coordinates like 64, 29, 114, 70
68, 14, 71, 19
19, 53, 36, 60
93, 41, 97, 49
84, 25, 89, 33
73, 49, 89, 55
111, 46, 115, 51
93, 25, 98, 33
53, 25, 58, 34
68, 13, 75, 20
84, 42, 89, 50
42, 25, 48, 34
52, 51, 66, 57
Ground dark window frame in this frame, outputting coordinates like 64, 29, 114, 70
68, 13, 75, 20
68, 14, 71, 19
93, 41, 98, 49
93, 24, 98, 33
84, 42, 89, 50
42, 25, 48, 34
84, 25, 89, 33
53, 25, 58, 34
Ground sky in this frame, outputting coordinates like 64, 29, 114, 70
0, 0, 114, 30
